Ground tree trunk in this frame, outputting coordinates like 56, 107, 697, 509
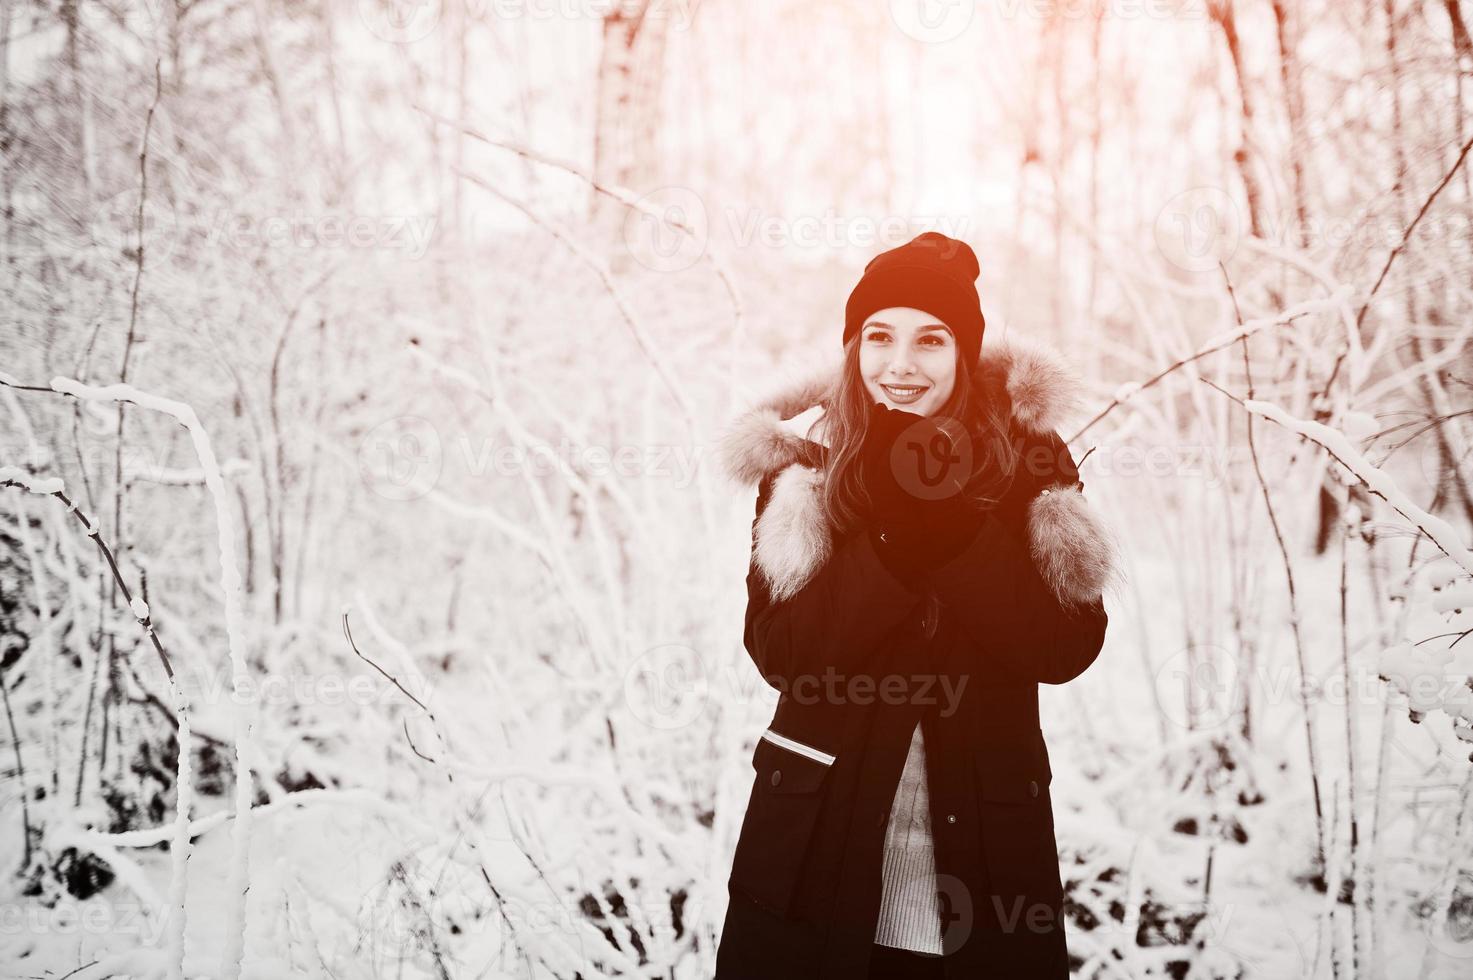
1271, 0, 1312, 250
591, 2, 671, 264
1210, 0, 1268, 240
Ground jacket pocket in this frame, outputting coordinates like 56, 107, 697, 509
974, 731, 1064, 918
752, 727, 836, 781
975, 728, 1052, 803
729, 731, 838, 918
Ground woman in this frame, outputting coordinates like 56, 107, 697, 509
712, 232, 1118, 979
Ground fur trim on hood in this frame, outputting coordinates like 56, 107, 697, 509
717, 338, 1118, 608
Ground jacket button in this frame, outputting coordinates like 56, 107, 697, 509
879, 531, 888, 543
1029, 780, 1039, 798
946, 814, 956, 824
770, 769, 782, 788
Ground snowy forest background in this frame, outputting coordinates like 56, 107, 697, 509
3, 0, 1473, 977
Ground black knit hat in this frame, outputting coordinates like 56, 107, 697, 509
843, 232, 986, 365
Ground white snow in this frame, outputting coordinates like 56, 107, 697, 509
48, 375, 256, 980
1243, 397, 1473, 575
0, 465, 64, 495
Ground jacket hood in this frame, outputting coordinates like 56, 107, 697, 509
717, 337, 1084, 488
715, 337, 1119, 609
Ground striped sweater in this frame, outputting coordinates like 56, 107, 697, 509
873, 720, 944, 953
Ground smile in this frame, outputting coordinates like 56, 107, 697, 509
881, 383, 929, 403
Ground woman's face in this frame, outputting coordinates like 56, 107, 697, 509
857, 306, 958, 417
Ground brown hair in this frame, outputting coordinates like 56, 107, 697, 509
811, 333, 1019, 539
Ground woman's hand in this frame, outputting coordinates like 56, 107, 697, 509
859, 402, 926, 527
860, 402, 984, 582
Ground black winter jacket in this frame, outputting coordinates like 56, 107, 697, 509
712, 339, 1118, 979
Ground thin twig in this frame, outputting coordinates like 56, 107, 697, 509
105, 60, 165, 799
341, 608, 577, 977
1068, 296, 1336, 441
1340, 523, 1362, 975
0, 671, 31, 869
415, 105, 744, 362
2, 469, 197, 980
1, 479, 175, 682
1356, 132, 1473, 332
1220, 262, 1327, 877
1320, 132, 1473, 396
342, 611, 428, 715
451, 165, 700, 444
1201, 379, 1473, 573
1414, 629, 1473, 647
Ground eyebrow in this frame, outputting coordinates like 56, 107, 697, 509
864, 322, 951, 333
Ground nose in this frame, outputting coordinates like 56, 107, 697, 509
888, 345, 916, 376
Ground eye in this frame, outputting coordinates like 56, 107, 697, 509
920, 335, 944, 346
865, 330, 891, 343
